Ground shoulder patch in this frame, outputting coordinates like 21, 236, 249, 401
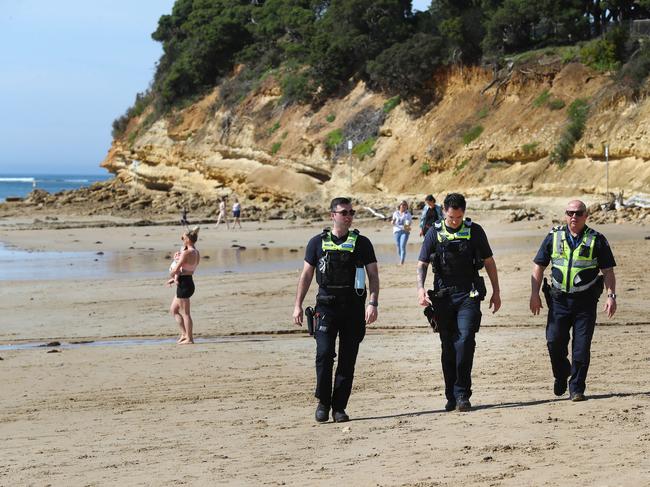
464, 218, 472, 226
434, 221, 442, 229
552, 225, 564, 232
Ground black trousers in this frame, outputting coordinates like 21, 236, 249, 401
546, 292, 598, 394
314, 297, 366, 411
436, 291, 482, 401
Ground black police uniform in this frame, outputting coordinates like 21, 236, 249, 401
534, 226, 616, 395
304, 229, 376, 412
418, 219, 493, 403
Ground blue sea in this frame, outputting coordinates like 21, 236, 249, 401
0, 173, 112, 202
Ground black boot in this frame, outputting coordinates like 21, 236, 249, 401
315, 402, 330, 422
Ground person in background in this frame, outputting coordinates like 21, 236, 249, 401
232, 197, 242, 229
215, 197, 230, 229
180, 207, 189, 227
391, 200, 412, 265
419, 195, 443, 237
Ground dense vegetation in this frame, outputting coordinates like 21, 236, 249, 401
113, 0, 650, 136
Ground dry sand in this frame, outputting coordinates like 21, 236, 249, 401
1, 205, 649, 486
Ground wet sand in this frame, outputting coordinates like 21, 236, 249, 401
0, 207, 649, 485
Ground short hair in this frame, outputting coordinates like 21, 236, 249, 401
330, 197, 351, 212
425, 194, 435, 203
443, 193, 466, 211
186, 226, 200, 243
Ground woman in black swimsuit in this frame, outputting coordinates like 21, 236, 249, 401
167, 227, 200, 344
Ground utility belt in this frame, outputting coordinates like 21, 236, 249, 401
432, 276, 486, 300
305, 294, 365, 336
542, 275, 604, 307
424, 277, 486, 333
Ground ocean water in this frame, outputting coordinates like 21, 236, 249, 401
0, 173, 112, 202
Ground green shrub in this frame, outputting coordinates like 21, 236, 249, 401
326, 114, 336, 123
383, 96, 401, 113
477, 106, 489, 119
280, 71, 311, 103
127, 130, 138, 147
454, 159, 469, 175
548, 99, 565, 110
533, 90, 550, 108
522, 142, 539, 155
325, 129, 344, 150
462, 125, 484, 145
267, 121, 280, 136
366, 33, 445, 103
352, 137, 377, 160
580, 27, 628, 72
619, 43, 650, 90
561, 46, 579, 64
420, 162, 432, 175
270, 142, 282, 155
112, 91, 153, 138
550, 99, 589, 166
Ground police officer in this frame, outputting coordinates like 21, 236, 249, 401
293, 197, 379, 423
530, 200, 617, 401
417, 193, 501, 412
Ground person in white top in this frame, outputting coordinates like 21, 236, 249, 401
215, 197, 230, 229
391, 200, 412, 265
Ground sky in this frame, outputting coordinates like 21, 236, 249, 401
0, 1, 175, 175
0, 0, 430, 176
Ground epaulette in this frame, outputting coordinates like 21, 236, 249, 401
434, 221, 443, 230
550, 224, 564, 234
352, 228, 360, 235
465, 218, 472, 226
320, 227, 330, 237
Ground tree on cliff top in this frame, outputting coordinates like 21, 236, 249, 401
114, 0, 650, 129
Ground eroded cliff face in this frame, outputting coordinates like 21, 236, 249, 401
101, 61, 650, 213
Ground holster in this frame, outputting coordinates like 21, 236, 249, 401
424, 289, 443, 333
305, 306, 315, 336
473, 276, 487, 300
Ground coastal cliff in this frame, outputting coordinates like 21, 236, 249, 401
101, 60, 650, 215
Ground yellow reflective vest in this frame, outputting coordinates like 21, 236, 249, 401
550, 225, 599, 293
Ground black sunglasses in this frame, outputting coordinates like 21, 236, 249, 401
333, 209, 356, 216
565, 210, 585, 217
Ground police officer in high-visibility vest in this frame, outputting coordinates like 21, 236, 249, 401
293, 197, 379, 423
417, 193, 501, 412
530, 200, 617, 402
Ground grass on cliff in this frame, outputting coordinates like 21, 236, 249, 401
383, 96, 401, 114
352, 137, 376, 160
462, 125, 484, 145
550, 98, 589, 166
325, 129, 344, 150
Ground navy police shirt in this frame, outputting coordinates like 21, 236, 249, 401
533, 227, 616, 269
305, 231, 377, 268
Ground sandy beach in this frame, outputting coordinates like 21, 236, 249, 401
1, 203, 649, 485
